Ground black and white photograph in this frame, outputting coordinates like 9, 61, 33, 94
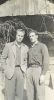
0, 0, 54, 100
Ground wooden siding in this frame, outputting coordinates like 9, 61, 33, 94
0, 0, 53, 16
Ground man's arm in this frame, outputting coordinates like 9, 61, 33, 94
42, 44, 49, 75
39, 44, 49, 84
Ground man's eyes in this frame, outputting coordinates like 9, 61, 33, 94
17, 35, 24, 37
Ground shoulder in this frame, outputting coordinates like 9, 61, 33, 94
5, 42, 14, 48
38, 42, 47, 48
22, 43, 29, 51
6, 42, 14, 45
39, 42, 48, 53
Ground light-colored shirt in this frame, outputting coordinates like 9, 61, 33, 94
15, 44, 21, 66
14, 41, 29, 72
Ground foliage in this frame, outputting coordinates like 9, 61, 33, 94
0, 18, 27, 53
48, 0, 54, 3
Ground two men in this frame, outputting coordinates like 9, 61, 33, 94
1, 28, 28, 100
26, 30, 49, 100
1, 27, 49, 100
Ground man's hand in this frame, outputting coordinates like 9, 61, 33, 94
39, 75, 45, 85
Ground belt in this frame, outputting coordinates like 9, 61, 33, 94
29, 62, 41, 68
15, 65, 20, 67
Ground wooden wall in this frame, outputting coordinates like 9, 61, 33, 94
0, 0, 51, 16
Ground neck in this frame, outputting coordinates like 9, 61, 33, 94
32, 40, 38, 47
17, 42, 21, 45
15, 40, 22, 46
33, 40, 38, 45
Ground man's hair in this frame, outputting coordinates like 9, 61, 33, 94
16, 28, 25, 35
27, 28, 38, 36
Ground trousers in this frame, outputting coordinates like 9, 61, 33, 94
5, 67, 24, 100
26, 66, 45, 100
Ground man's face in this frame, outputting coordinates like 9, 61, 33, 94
16, 30, 25, 43
29, 32, 38, 43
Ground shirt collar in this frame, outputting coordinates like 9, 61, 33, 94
32, 40, 38, 47
14, 41, 23, 48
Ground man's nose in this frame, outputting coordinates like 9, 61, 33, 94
19, 36, 22, 39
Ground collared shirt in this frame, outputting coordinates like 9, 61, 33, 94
15, 45, 21, 66
32, 40, 38, 47
14, 41, 29, 72
28, 41, 49, 74
14, 41, 22, 66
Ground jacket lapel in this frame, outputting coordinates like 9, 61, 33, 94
21, 44, 25, 65
11, 43, 16, 59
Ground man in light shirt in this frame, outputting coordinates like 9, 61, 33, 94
1, 28, 28, 100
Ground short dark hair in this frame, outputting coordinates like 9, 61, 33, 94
27, 29, 38, 36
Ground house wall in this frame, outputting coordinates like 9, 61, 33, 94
0, 0, 53, 16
